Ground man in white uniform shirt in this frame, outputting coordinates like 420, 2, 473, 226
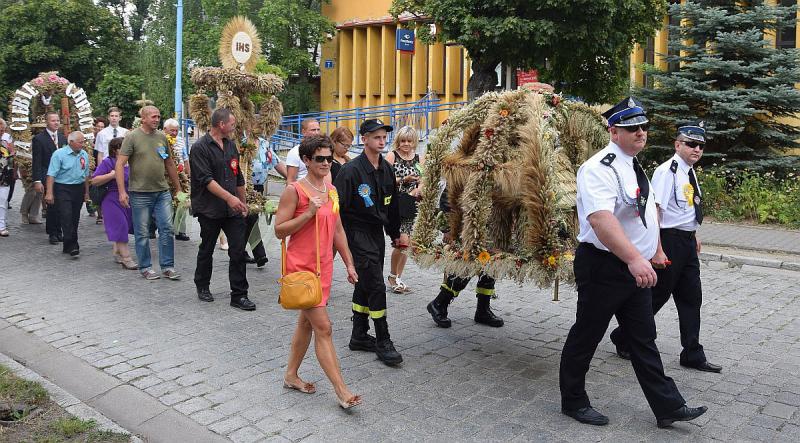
610, 121, 721, 373
285, 118, 321, 183
94, 107, 128, 162
559, 97, 707, 428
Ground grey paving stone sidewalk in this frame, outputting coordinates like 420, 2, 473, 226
699, 222, 800, 255
1, 193, 800, 442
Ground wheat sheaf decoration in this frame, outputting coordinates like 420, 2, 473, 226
411, 88, 609, 287
219, 16, 262, 73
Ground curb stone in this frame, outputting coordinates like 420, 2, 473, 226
699, 251, 800, 271
0, 352, 141, 442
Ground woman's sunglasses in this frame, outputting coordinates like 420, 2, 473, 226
619, 123, 650, 132
312, 155, 334, 163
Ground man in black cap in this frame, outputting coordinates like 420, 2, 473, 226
333, 118, 403, 366
559, 97, 707, 428
610, 120, 721, 373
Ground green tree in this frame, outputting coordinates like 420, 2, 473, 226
636, 1, 800, 158
99, 0, 154, 41
390, 0, 667, 102
0, 0, 128, 113
91, 70, 144, 126
258, 0, 334, 80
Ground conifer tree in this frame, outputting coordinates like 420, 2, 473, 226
637, 1, 800, 158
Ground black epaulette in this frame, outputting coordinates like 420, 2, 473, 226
669, 160, 678, 173
600, 153, 616, 166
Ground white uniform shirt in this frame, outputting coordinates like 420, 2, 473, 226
652, 154, 700, 232
285, 144, 307, 180
576, 141, 660, 260
94, 125, 129, 158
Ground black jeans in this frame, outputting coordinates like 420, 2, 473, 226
560, 243, 685, 418
53, 183, 84, 253
194, 214, 249, 298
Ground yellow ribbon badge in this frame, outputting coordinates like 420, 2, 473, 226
683, 183, 694, 207
329, 188, 340, 214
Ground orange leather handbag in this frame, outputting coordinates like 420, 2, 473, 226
278, 184, 323, 309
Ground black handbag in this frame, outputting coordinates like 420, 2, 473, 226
397, 192, 418, 218
89, 183, 108, 206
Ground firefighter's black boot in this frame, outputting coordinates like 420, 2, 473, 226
349, 313, 376, 352
373, 317, 403, 366
474, 294, 504, 327
427, 289, 455, 328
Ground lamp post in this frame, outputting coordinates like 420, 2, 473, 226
174, 0, 184, 124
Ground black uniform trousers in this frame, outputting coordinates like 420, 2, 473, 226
245, 213, 266, 260
610, 229, 706, 365
53, 183, 83, 253
194, 214, 249, 298
348, 226, 387, 319
560, 243, 685, 417
442, 274, 496, 297
46, 190, 62, 238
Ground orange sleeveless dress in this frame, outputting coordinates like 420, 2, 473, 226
284, 183, 340, 307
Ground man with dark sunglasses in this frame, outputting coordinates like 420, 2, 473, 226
610, 120, 721, 374
559, 97, 707, 428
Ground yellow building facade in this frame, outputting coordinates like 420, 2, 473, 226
319, 0, 470, 128
321, 0, 800, 152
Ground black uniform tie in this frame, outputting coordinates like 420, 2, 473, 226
632, 157, 648, 227
113, 127, 118, 138
688, 168, 703, 224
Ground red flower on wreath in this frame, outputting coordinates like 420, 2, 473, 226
484, 128, 495, 138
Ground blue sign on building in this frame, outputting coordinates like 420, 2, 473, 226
324, 59, 334, 69
396, 29, 415, 53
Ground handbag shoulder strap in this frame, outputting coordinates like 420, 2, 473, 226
281, 183, 321, 277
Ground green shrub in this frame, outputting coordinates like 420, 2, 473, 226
698, 167, 800, 228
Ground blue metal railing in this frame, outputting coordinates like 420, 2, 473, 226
275, 92, 467, 151
179, 93, 468, 156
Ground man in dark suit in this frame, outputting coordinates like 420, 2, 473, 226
32, 112, 66, 244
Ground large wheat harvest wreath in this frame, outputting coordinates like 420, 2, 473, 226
411, 88, 609, 288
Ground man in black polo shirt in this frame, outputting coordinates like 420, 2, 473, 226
190, 108, 255, 311
334, 119, 403, 366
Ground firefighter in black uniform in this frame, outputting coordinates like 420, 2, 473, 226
427, 185, 504, 328
334, 119, 403, 366
610, 121, 721, 373
559, 97, 707, 428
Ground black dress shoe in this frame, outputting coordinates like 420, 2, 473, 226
562, 406, 609, 426
616, 346, 631, 360
427, 301, 452, 328
175, 233, 190, 241
49, 235, 59, 245
69, 249, 80, 257
681, 361, 722, 373
197, 288, 214, 302
244, 254, 256, 264
230, 297, 256, 311
56, 233, 63, 242
255, 257, 268, 268
657, 405, 708, 428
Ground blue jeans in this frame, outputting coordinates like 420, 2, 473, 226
130, 190, 174, 271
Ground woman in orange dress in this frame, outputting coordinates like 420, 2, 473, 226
274, 135, 361, 409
